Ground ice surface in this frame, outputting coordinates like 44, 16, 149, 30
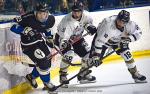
27, 57, 150, 94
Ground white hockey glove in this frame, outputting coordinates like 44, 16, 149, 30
60, 40, 70, 49
120, 37, 131, 49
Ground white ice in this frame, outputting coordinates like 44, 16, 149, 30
27, 57, 150, 94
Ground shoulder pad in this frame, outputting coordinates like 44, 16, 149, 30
21, 11, 34, 19
46, 15, 55, 28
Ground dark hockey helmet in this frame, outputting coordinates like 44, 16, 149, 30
35, 2, 49, 12
117, 10, 130, 23
71, 2, 83, 12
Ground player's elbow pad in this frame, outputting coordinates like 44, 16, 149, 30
129, 32, 142, 42
10, 24, 24, 34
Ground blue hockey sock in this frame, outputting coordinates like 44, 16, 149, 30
31, 67, 39, 78
40, 73, 50, 83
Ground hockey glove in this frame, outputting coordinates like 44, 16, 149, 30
87, 25, 97, 35
23, 27, 43, 41
46, 35, 54, 48
120, 37, 131, 49
60, 40, 70, 49
23, 27, 36, 37
91, 56, 101, 67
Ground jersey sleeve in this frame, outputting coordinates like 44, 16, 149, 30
83, 12, 94, 30
44, 15, 55, 37
63, 22, 74, 41
14, 12, 33, 27
94, 18, 111, 53
127, 21, 142, 42
44, 28, 52, 37
46, 15, 55, 28
10, 24, 24, 34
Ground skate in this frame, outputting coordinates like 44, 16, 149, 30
25, 74, 38, 88
128, 66, 147, 83
59, 71, 69, 88
132, 72, 147, 83
43, 82, 57, 92
77, 69, 96, 84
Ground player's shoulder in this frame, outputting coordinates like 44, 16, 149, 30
21, 11, 34, 19
46, 14, 55, 28
61, 13, 72, 22
48, 14, 55, 23
100, 15, 116, 25
127, 21, 137, 25
126, 21, 138, 28
105, 15, 117, 22
82, 10, 91, 19
82, 10, 90, 16
62, 12, 77, 24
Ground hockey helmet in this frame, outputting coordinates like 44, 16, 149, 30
71, 2, 83, 12
117, 10, 130, 23
35, 2, 49, 12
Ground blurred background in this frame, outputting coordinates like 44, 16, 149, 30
0, 0, 150, 15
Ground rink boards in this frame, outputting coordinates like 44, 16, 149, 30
0, 6, 150, 94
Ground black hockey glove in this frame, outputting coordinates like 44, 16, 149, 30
23, 27, 43, 41
46, 35, 54, 48
60, 40, 70, 49
87, 25, 97, 35
23, 27, 36, 37
120, 37, 131, 49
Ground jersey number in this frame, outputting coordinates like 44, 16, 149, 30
64, 55, 73, 63
124, 51, 132, 59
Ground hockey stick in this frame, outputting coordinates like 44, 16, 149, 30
46, 32, 89, 60
21, 33, 89, 67
54, 50, 115, 91
0, 19, 14, 24
53, 45, 82, 66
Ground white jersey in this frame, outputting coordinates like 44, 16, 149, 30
57, 10, 93, 41
94, 15, 142, 52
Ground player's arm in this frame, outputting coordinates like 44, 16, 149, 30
127, 22, 142, 42
44, 28, 54, 48
120, 22, 142, 46
44, 15, 55, 48
84, 15, 97, 35
10, 24, 24, 34
90, 19, 111, 67
59, 23, 74, 49
93, 22, 110, 54
10, 12, 32, 34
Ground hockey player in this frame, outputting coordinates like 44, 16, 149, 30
54, 3, 97, 87
10, 3, 56, 91
90, 10, 147, 83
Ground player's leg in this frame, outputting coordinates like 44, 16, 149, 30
25, 67, 38, 88
36, 41, 56, 91
120, 50, 146, 83
22, 45, 39, 88
22, 41, 56, 90
114, 44, 147, 83
59, 50, 74, 87
73, 38, 96, 84
54, 33, 73, 87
